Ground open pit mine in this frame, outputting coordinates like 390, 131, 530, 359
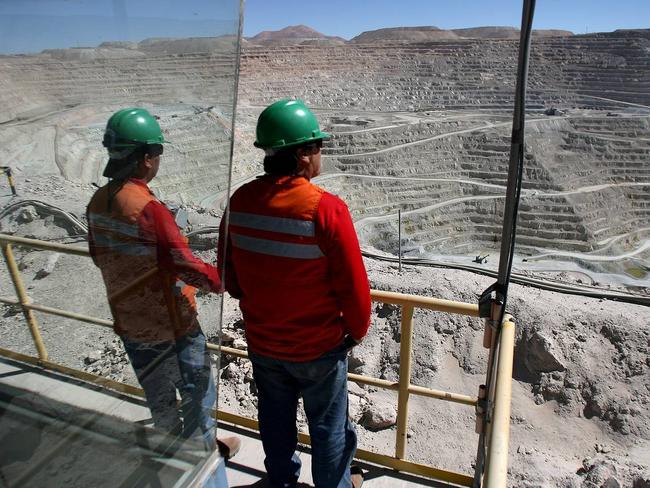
0, 25, 649, 488
1, 29, 649, 290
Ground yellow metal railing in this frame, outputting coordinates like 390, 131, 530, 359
0, 233, 514, 487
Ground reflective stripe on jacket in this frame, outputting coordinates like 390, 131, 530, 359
219, 175, 371, 361
87, 179, 218, 341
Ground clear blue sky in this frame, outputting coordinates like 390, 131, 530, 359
0, 0, 648, 54
243, 0, 650, 39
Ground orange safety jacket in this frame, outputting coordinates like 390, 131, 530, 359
87, 178, 220, 342
218, 175, 371, 362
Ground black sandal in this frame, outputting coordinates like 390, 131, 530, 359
350, 465, 364, 488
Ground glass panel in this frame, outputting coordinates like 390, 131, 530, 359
0, 0, 241, 486
235, 3, 649, 294
520, 4, 650, 291
227, 3, 530, 481
225, 2, 648, 484
2, 0, 648, 486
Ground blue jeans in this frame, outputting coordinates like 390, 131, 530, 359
249, 343, 357, 488
122, 328, 217, 448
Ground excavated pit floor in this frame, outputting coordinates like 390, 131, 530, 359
1, 31, 649, 487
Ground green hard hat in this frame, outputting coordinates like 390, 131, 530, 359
102, 108, 168, 178
254, 99, 330, 150
103, 107, 168, 159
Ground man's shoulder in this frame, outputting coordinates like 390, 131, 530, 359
231, 176, 267, 197
87, 184, 110, 210
88, 181, 159, 223
90, 182, 110, 197
317, 189, 347, 210
307, 179, 326, 195
314, 190, 352, 229
89, 180, 154, 200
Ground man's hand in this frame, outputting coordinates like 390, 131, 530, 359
343, 335, 362, 350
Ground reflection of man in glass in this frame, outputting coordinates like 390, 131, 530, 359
87, 108, 239, 458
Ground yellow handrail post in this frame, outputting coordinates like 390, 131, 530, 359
0, 233, 504, 486
1, 243, 48, 361
483, 318, 515, 488
395, 304, 414, 459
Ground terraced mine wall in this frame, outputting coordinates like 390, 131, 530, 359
237, 31, 650, 284
1, 31, 648, 284
240, 32, 650, 110
0, 41, 239, 204
2, 30, 649, 488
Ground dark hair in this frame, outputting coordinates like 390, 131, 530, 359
106, 144, 163, 209
131, 143, 163, 165
108, 144, 162, 180
263, 146, 299, 175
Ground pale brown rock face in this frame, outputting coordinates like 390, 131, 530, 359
0, 26, 648, 487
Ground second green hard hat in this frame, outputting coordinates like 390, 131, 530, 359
103, 108, 168, 156
254, 99, 330, 150
102, 108, 168, 178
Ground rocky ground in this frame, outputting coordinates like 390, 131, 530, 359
1, 176, 649, 487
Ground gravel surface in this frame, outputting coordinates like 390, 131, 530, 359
1, 177, 648, 487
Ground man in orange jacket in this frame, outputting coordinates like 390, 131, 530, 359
87, 108, 239, 462
218, 99, 371, 488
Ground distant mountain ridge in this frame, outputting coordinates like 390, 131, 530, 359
349, 26, 574, 43
452, 26, 574, 39
351, 26, 459, 43
248, 25, 345, 45
247, 24, 577, 44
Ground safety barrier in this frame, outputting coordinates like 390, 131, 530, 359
0, 233, 514, 487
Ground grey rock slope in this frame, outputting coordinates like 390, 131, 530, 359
0, 29, 649, 486
1, 174, 648, 487
1, 30, 648, 285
